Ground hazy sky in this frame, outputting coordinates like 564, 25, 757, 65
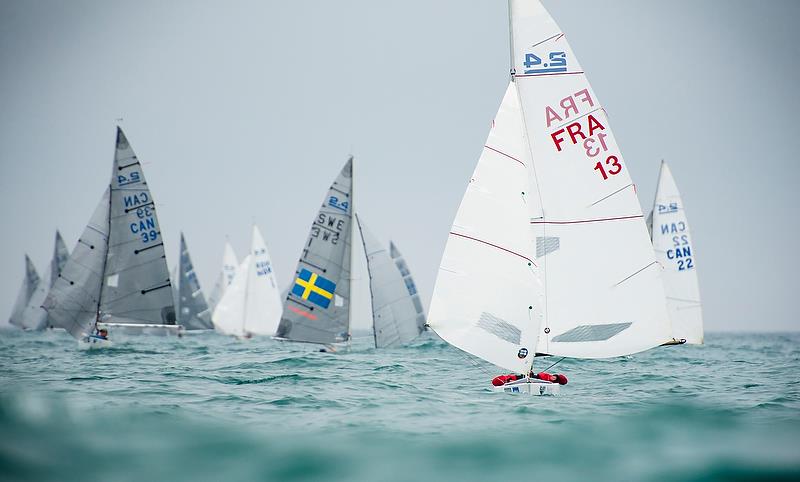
1, 0, 798, 332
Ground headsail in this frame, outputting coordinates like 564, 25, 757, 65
99, 127, 175, 325
511, 0, 672, 358
356, 215, 425, 348
389, 241, 426, 332
8, 255, 41, 329
428, 83, 541, 373
212, 226, 282, 336
207, 241, 238, 312
43, 188, 111, 339
50, 231, 70, 288
276, 158, 353, 344
176, 233, 213, 330
649, 161, 703, 344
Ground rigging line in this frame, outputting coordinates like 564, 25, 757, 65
614, 261, 658, 287
449, 232, 536, 266
540, 357, 565, 373
484, 145, 526, 167
529, 32, 562, 49
589, 184, 635, 207
531, 214, 642, 225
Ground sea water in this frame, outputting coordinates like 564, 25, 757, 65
0, 330, 798, 481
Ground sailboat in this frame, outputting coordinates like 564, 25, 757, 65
8, 231, 71, 331
647, 161, 703, 344
355, 215, 425, 348
275, 157, 354, 348
175, 233, 214, 330
427, 0, 673, 395
207, 240, 238, 313
8, 255, 42, 330
43, 127, 179, 345
212, 225, 282, 337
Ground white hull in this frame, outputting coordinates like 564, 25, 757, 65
78, 335, 113, 350
96, 322, 184, 337
492, 380, 560, 396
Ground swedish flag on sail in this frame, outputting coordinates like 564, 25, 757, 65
292, 269, 336, 309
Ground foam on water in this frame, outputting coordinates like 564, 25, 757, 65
0, 330, 798, 481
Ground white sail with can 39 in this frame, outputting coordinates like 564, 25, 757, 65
43, 127, 179, 345
212, 225, 282, 337
648, 160, 703, 344
355, 215, 425, 348
427, 0, 673, 395
275, 157, 354, 349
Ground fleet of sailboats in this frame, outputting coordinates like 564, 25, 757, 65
4, 2, 705, 395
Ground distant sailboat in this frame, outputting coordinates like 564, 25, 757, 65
176, 233, 213, 330
355, 215, 425, 348
648, 161, 703, 344
427, 0, 673, 394
207, 240, 238, 313
275, 157, 354, 347
8, 255, 42, 330
43, 127, 178, 344
44, 231, 70, 329
212, 225, 282, 337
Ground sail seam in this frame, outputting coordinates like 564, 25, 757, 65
531, 214, 642, 225
449, 231, 536, 266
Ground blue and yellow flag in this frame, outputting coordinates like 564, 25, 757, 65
291, 269, 336, 309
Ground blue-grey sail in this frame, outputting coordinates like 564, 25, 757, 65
176, 233, 212, 330
276, 157, 353, 344
9, 255, 40, 329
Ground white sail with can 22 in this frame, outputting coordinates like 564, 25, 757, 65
427, 0, 673, 395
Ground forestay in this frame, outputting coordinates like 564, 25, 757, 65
649, 161, 703, 344
207, 241, 238, 312
99, 128, 175, 325
43, 188, 111, 339
511, 0, 672, 358
428, 83, 541, 374
212, 225, 282, 336
276, 158, 353, 345
177, 233, 213, 330
356, 215, 425, 348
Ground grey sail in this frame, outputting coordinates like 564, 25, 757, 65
389, 241, 426, 332
276, 157, 353, 344
50, 231, 70, 287
176, 233, 212, 329
43, 188, 111, 339
356, 215, 424, 347
99, 127, 176, 325
9, 255, 41, 329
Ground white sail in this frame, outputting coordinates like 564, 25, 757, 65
207, 241, 238, 312
356, 215, 425, 348
9, 255, 41, 329
212, 226, 282, 337
649, 161, 703, 344
428, 83, 541, 373
510, 0, 672, 358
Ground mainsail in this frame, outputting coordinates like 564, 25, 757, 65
44, 127, 176, 339
276, 157, 353, 345
50, 231, 70, 288
176, 233, 213, 330
511, 0, 672, 358
649, 161, 703, 344
207, 241, 238, 312
356, 215, 425, 348
212, 225, 282, 337
8, 255, 41, 329
389, 241, 426, 332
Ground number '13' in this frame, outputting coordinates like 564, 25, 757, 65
594, 155, 622, 180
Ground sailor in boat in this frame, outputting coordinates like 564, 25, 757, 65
91, 328, 109, 341
491, 371, 568, 387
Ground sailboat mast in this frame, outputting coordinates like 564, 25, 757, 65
347, 156, 355, 342
508, 0, 515, 81
96, 162, 114, 326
